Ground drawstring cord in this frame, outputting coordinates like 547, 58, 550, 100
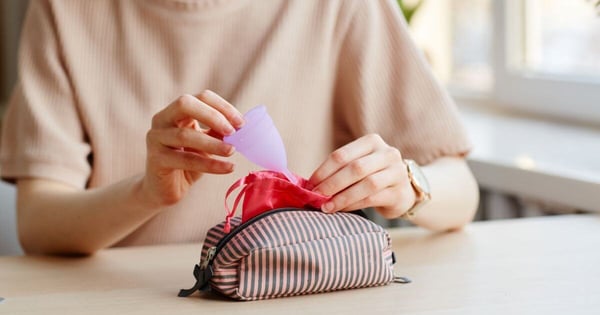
223, 177, 248, 233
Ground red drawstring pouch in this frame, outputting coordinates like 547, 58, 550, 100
223, 170, 330, 233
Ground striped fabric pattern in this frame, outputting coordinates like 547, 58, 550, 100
199, 209, 395, 301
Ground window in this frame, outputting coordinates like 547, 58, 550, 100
494, 0, 600, 123
521, 0, 600, 78
448, 0, 494, 93
406, 0, 600, 124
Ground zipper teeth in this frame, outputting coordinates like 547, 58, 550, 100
207, 207, 302, 267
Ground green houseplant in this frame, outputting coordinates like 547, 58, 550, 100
397, 0, 424, 24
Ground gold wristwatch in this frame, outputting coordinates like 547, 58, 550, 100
400, 159, 431, 219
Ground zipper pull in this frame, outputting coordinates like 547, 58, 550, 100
178, 249, 217, 298
393, 275, 412, 284
200, 246, 217, 270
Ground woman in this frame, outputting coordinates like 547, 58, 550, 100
0, 0, 478, 255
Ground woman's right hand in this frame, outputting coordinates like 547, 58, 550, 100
141, 90, 245, 207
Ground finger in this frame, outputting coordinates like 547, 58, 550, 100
148, 128, 234, 157
309, 134, 386, 186
151, 146, 235, 174
196, 90, 245, 129
206, 128, 224, 141
322, 168, 399, 213
313, 148, 394, 196
175, 117, 201, 130
340, 187, 401, 212
152, 94, 236, 136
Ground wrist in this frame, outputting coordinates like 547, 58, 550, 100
376, 164, 417, 219
396, 179, 418, 217
132, 174, 164, 212
399, 159, 432, 220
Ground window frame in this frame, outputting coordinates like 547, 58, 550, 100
489, 0, 600, 123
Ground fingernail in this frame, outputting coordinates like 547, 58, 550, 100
224, 125, 236, 135
224, 145, 235, 155
233, 116, 245, 128
323, 202, 334, 213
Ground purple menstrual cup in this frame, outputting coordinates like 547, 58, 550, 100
223, 105, 297, 184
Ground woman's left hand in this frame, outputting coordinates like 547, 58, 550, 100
309, 134, 416, 218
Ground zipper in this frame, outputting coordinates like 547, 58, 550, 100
200, 207, 371, 271
202, 207, 301, 269
200, 246, 217, 270
179, 208, 301, 297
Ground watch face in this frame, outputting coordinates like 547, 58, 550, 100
407, 160, 431, 194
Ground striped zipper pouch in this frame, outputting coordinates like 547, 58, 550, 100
178, 208, 400, 301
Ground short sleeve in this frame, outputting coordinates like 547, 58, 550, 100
333, 0, 471, 165
0, 0, 91, 188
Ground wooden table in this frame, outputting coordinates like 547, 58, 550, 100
1, 215, 599, 314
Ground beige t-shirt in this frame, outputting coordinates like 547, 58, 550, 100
0, 0, 470, 246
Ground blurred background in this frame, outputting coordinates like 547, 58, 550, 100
405, 0, 600, 96
0, 0, 28, 118
1, 1, 599, 254
395, 0, 600, 223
